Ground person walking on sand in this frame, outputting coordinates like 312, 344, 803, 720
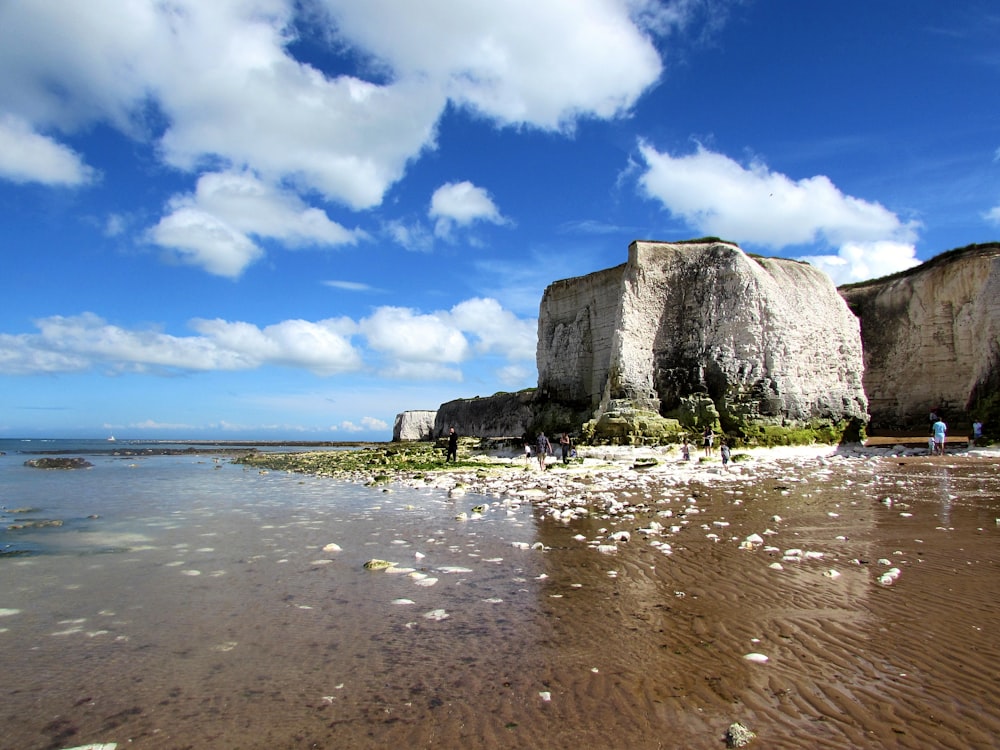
446, 427, 458, 463
932, 416, 947, 455
559, 432, 572, 464
720, 441, 731, 471
536, 432, 552, 470
681, 439, 690, 462
523, 441, 532, 465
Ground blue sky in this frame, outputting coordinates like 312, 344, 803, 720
1, 1, 998, 440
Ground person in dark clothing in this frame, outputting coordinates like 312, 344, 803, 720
446, 427, 458, 462
559, 433, 572, 464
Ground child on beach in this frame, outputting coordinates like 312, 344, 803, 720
681, 440, 690, 462
720, 441, 731, 471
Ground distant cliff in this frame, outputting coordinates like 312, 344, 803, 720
433, 391, 536, 439
537, 240, 868, 442
840, 242, 1000, 431
392, 410, 437, 441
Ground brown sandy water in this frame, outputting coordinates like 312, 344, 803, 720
2, 455, 1000, 749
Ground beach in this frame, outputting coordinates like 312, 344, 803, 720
2, 442, 999, 749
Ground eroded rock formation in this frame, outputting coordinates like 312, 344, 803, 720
537, 240, 868, 442
392, 410, 437, 441
840, 242, 1000, 431
433, 391, 536, 439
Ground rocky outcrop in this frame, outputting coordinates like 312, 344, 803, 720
392, 410, 437, 441
434, 391, 536, 439
24, 457, 93, 469
840, 243, 1000, 431
537, 240, 868, 442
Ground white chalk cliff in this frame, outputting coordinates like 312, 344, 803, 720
537, 240, 868, 436
392, 410, 437, 441
840, 243, 1000, 429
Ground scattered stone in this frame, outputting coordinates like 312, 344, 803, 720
362, 559, 397, 570
726, 721, 757, 748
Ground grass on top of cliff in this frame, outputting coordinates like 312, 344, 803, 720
233, 441, 515, 479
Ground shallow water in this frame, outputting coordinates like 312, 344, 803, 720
2, 452, 999, 749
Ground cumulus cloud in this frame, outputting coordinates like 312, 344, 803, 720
333, 416, 389, 432
985, 205, 1000, 225
358, 297, 537, 379
0, 312, 361, 376
0, 0, 670, 211
321, 0, 663, 130
0, 114, 95, 185
636, 141, 922, 282
360, 307, 471, 366
429, 181, 507, 239
449, 298, 537, 360
0, 298, 536, 380
798, 241, 922, 287
147, 170, 364, 277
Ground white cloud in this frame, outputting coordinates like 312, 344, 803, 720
0, 114, 95, 185
0, 0, 670, 210
985, 205, 1000, 225
0, 312, 362, 376
449, 298, 537, 360
385, 219, 435, 252
321, 0, 663, 130
190, 317, 362, 376
360, 307, 470, 365
323, 280, 376, 292
799, 241, 922, 286
637, 142, 919, 249
330, 417, 388, 432
148, 207, 265, 278
0, 298, 536, 380
496, 363, 533, 386
359, 297, 537, 379
429, 181, 507, 239
148, 170, 364, 277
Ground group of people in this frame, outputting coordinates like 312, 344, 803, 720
525, 431, 574, 470
928, 410, 985, 455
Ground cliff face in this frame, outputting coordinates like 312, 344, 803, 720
538, 240, 868, 440
840, 243, 1000, 430
392, 410, 437, 441
535, 264, 625, 408
433, 391, 536, 439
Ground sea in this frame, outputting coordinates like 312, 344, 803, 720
0, 437, 551, 749
3, 438, 1000, 749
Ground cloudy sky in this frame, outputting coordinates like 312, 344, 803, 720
1, 0, 998, 440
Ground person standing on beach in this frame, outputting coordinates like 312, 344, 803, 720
536, 432, 552, 470
523, 442, 532, 465
932, 416, 947, 455
681, 439, 690, 462
720, 441, 731, 470
703, 426, 714, 457
446, 427, 458, 462
559, 432, 572, 464
972, 419, 983, 446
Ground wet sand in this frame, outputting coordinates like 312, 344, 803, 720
2, 447, 1000, 749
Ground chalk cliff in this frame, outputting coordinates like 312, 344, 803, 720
537, 240, 868, 442
392, 410, 437, 441
433, 391, 536, 439
840, 242, 1000, 431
